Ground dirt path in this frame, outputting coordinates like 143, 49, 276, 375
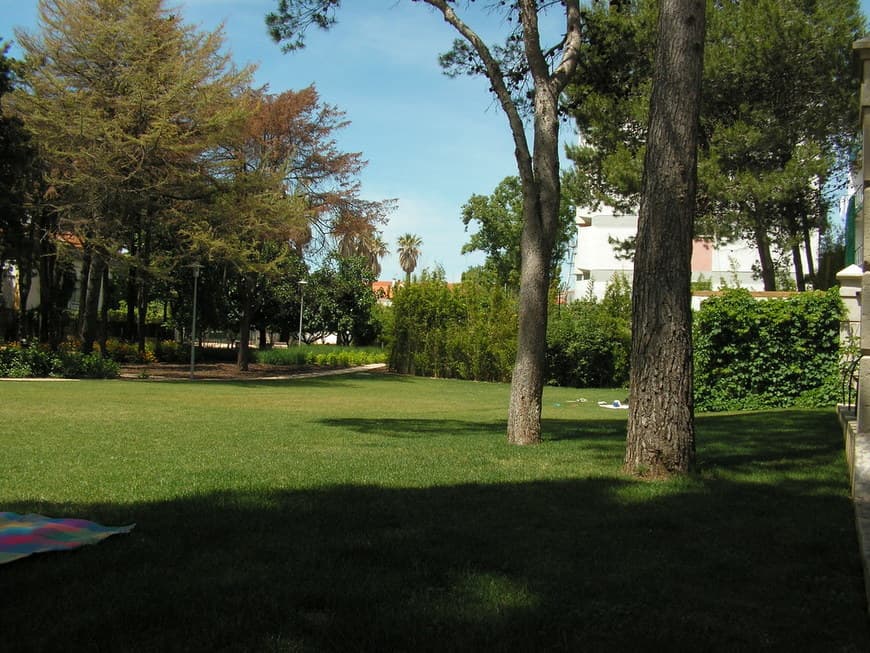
119, 362, 387, 381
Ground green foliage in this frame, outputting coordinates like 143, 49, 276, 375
565, 0, 864, 289
0, 344, 56, 378
368, 302, 394, 349
694, 289, 843, 410
56, 351, 121, 379
305, 255, 378, 345
691, 274, 712, 292
546, 273, 631, 388
255, 345, 386, 367
389, 270, 517, 382
461, 176, 575, 289
99, 339, 155, 364
154, 339, 185, 363
0, 342, 119, 378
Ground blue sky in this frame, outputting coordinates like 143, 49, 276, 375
3, 1, 870, 281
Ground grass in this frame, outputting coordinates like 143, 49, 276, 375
1, 375, 867, 652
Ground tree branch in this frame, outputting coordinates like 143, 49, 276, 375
421, 0, 533, 186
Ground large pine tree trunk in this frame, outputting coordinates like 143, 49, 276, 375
802, 224, 816, 283
38, 242, 54, 345
625, 0, 705, 476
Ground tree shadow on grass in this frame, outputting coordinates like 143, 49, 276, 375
694, 409, 843, 471
214, 372, 416, 390
320, 417, 506, 438
4, 471, 867, 652
317, 417, 625, 442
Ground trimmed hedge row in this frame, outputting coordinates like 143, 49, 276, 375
255, 346, 387, 368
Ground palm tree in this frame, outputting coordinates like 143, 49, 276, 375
397, 233, 422, 283
366, 233, 389, 278
338, 228, 389, 277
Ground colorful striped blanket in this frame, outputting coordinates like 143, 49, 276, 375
0, 512, 134, 564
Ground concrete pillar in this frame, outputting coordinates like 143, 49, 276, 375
838, 264, 863, 343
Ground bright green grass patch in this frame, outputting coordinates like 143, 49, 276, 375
1, 376, 867, 652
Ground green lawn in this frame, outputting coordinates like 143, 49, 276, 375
2, 375, 867, 652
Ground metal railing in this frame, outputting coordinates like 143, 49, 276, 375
842, 356, 861, 410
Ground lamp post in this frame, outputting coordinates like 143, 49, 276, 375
189, 263, 201, 379
297, 279, 308, 345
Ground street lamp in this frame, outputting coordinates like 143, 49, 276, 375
297, 279, 308, 345
189, 263, 202, 379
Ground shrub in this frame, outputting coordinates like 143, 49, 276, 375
0, 343, 119, 379
389, 271, 517, 382
0, 344, 59, 377
154, 340, 184, 363
21, 346, 58, 377
101, 339, 139, 363
57, 351, 120, 379
694, 288, 843, 411
546, 274, 631, 388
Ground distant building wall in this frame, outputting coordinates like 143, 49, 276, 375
570, 208, 816, 301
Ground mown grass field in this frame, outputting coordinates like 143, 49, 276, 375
1, 374, 867, 651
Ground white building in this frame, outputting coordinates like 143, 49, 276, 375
569, 204, 815, 302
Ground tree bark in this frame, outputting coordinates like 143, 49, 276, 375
237, 272, 255, 371
80, 252, 105, 354
786, 212, 805, 291
625, 0, 705, 476
136, 278, 147, 351
791, 243, 805, 291
126, 260, 137, 340
422, 0, 582, 445
258, 319, 268, 350
98, 264, 110, 356
753, 211, 777, 290
76, 245, 92, 335
15, 255, 33, 341
802, 224, 815, 284
38, 240, 54, 345
507, 93, 561, 445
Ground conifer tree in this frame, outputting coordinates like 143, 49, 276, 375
14, 0, 252, 352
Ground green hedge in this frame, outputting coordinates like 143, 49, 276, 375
255, 345, 386, 368
693, 288, 843, 411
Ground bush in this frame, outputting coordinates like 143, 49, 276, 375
154, 340, 185, 363
0, 343, 119, 379
694, 288, 843, 411
389, 271, 517, 382
101, 339, 139, 363
546, 274, 631, 388
0, 344, 59, 377
57, 352, 121, 379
